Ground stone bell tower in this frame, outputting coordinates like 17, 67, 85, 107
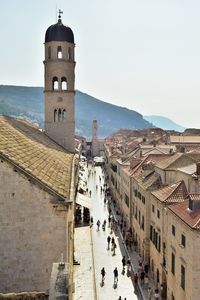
44, 11, 75, 152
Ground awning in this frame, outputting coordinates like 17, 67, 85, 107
76, 193, 92, 209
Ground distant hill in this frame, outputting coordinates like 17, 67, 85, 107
144, 115, 185, 132
0, 85, 152, 137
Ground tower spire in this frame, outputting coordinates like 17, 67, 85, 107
58, 9, 63, 22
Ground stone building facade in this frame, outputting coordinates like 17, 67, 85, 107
0, 114, 75, 296
104, 133, 200, 300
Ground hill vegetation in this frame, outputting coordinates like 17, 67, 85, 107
0, 85, 152, 137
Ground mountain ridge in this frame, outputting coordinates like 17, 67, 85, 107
0, 84, 184, 137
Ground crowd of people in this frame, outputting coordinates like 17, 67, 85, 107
86, 161, 162, 300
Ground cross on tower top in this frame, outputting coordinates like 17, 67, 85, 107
58, 9, 63, 21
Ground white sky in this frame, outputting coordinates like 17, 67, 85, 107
0, 0, 200, 128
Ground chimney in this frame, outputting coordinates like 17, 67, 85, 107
180, 146, 185, 153
196, 162, 200, 176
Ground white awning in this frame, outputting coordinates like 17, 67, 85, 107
76, 193, 91, 209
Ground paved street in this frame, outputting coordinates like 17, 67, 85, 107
74, 226, 96, 300
88, 165, 139, 300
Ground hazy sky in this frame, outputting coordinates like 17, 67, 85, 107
0, 0, 200, 128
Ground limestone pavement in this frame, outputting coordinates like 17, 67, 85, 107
74, 163, 157, 300
88, 165, 139, 300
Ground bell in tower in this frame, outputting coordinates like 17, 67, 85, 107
44, 11, 75, 152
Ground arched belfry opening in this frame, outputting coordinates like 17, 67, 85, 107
61, 77, 67, 90
57, 46, 62, 59
52, 77, 59, 91
44, 10, 75, 152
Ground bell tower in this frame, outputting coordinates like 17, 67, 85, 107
44, 11, 75, 152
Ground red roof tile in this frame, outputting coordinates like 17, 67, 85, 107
152, 181, 188, 203
169, 200, 200, 230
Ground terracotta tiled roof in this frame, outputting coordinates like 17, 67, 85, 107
151, 181, 188, 203
169, 200, 200, 230
0, 116, 74, 199
155, 153, 182, 169
177, 164, 196, 175
132, 153, 170, 176
134, 171, 161, 190
155, 153, 196, 170
189, 194, 200, 201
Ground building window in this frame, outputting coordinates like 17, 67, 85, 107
142, 196, 146, 204
54, 109, 58, 122
171, 252, 175, 275
158, 235, 161, 252
48, 46, 51, 59
62, 109, 66, 121
57, 46, 62, 59
141, 216, 144, 230
124, 194, 129, 207
157, 209, 160, 219
135, 206, 138, 220
58, 108, 62, 121
156, 268, 160, 283
152, 205, 155, 213
181, 234, 186, 247
181, 265, 185, 290
134, 189, 138, 197
172, 225, 176, 236
139, 210, 141, 224
52, 77, 59, 90
61, 77, 67, 90
150, 225, 153, 241
138, 192, 141, 200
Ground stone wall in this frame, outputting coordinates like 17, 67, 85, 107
0, 159, 68, 293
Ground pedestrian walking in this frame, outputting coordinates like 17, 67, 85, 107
138, 262, 143, 273
122, 256, 126, 268
134, 272, 138, 287
112, 242, 117, 255
148, 287, 152, 300
97, 220, 101, 231
108, 215, 111, 227
138, 254, 143, 264
89, 190, 91, 197
101, 267, 106, 286
111, 237, 115, 246
140, 270, 145, 284
110, 222, 114, 234
113, 267, 118, 284
144, 262, 149, 274
154, 288, 159, 299
107, 235, 111, 250
118, 297, 122, 300
127, 258, 131, 272
144, 274, 149, 286
90, 216, 93, 227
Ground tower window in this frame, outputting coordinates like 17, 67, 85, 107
52, 77, 58, 90
68, 47, 72, 60
58, 108, 62, 121
61, 77, 67, 90
48, 46, 51, 59
54, 109, 58, 122
57, 46, 62, 59
62, 109, 66, 121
